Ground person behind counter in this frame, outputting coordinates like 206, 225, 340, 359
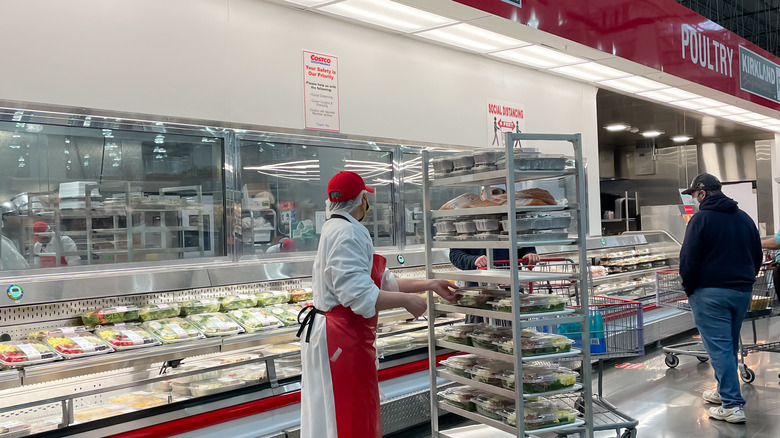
679, 173, 761, 424
298, 171, 458, 438
32, 221, 81, 266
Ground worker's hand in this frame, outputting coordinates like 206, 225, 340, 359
522, 253, 541, 265
428, 279, 459, 303
404, 294, 428, 318
474, 255, 488, 268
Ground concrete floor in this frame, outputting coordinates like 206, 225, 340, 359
408, 314, 780, 438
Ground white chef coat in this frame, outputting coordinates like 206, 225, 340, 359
33, 236, 81, 266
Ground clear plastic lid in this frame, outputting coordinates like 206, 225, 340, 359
0, 340, 60, 368
43, 332, 114, 358
0, 421, 31, 435
521, 334, 575, 351
288, 288, 313, 303
473, 394, 514, 411
225, 308, 284, 333
438, 386, 481, 403
185, 313, 244, 337
138, 303, 181, 321
142, 318, 205, 343
109, 392, 168, 409
218, 295, 258, 311
27, 326, 88, 341
94, 323, 161, 350
81, 306, 140, 326
264, 304, 303, 326
440, 354, 479, 370
255, 290, 290, 307
470, 362, 513, 380
442, 324, 481, 339
177, 298, 221, 315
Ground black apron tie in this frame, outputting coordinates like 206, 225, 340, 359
297, 304, 323, 343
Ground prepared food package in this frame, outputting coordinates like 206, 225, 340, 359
186, 313, 244, 337
73, 406, 128, 423
440, 354, 479, 378
454, 287, 509, 309
451, 153, 475, 171
0, 340, 60, 368
27, 326, 88, 341
439, 193, 481, 210
190, 378, 246, 397
0, 421, 31, 437
521, 334, 574, 357
438, 386, 482, 412
517, 294, 566, 314
406, 330, 430, 348
432, 157, 454, 176
469, 361, 513, 387
81, 306, 140, 326
473, 217, 502, 232
260, 342, 301, 356
276, 354, 302, 369
473, 394, 514, 420
225, 364, 267, 383
219, 294, 258, 311
264, 304, 303, 327
94, 324, 161, 350
43, 332, 114, 359
225, 308, 283, 333
442, 324, 482, 346
142, 318, 205, 343
433, 220, 457, 236
376, 335, 413, 356
469, 326, 512, 351
515, 188, 557, 206
520, 365, 579, 393
109, 392, 168, 409
255, 290, 290, 307
177, 298, 221, 316
453, 220, 477, 235
288, 288, 313, 303
138, 303, 180, 321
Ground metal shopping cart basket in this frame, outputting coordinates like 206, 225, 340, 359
656, 265, 779, 383
492, 259, 642, 438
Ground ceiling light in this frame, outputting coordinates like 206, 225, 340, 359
284, 0, 332, 6
742, 119, 780, 128
549, 62, 631, 82
598, 76, 667, 93
724, 112, 772, 122
669, 97, 726, 110
605, 124, 629, 132
672, 135, 692, 142
491, 45, 585, 69
318, 0, 455, 33
699, 107, 738, 117
641, 131, 662, 138
636, 87, 700, 102
415, 23, 529, 53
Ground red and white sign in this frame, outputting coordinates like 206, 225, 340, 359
486, 99, 525, 148
456, 0, 780, 112
303, 51, 340, 132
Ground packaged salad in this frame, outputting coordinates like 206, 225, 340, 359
94, 323, 161, 350
178, 298, 221, 316
225, 308, 283, 333
264, 304, 303, 327
138, 303, 180, 321
219, 295, 258, 311
255, 291, 289, 307
141, 318, 205, 343
440, 354, 479, 378
186, 313, 244, 337
43, 332, 114, 358
0, 340, 60, 368
438, 386, 481, 411
81, 306, 140, 326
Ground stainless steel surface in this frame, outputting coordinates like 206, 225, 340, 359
643, 308, 697, 346
381, 388, 436, 435
639, 205, 690, 243
699, 141, 757, 182
0, 370, 20, 391
755, 139, 774, 235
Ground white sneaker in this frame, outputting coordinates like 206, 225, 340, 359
702, 389, 722, 404
709, 406, 746, 423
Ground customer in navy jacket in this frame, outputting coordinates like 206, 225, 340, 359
679, 173, 761, 424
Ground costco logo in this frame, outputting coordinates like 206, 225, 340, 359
310, 55, 332, 66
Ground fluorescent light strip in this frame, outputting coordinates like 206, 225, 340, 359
491, 45, 585, 69
636, 88, 700, 102
284, 0, 332, 7
724, 112, 772, 122
598, 76, 668, 93
699, 107, 740, 117
669, 97, 727, 110
318, 0, 454, 33
549, 62, 631, 82
415, 23, 529, 53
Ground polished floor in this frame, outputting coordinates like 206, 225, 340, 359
407, 315, 780, 438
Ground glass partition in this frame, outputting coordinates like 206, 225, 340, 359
0, 121, 225, 270
239, 139, 394, 257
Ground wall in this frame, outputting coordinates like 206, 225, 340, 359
0, 0, 602, 234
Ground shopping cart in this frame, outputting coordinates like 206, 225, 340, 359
655, 265, 778, 383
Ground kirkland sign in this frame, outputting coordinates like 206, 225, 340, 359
740, 46, 780, 104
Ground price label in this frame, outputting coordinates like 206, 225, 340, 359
168, 323, 189, 339
157, 304, 169, 309
121, 330, 145, 345
72, 336, 96, 352
238, 294, 252, 300
272, 291, 287, 297
17, 343, 42, 361
209, 317, 229, 331
116, 306, 128, 313
250, 312, 270, 327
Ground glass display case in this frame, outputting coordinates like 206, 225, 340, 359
0, 120, 225, 271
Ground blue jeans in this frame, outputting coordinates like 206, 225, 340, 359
689, 288, 751, 408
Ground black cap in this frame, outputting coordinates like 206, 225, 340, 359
682, 173, 722, 195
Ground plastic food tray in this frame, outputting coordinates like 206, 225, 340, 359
43, 333, 114, 359
255, 291, 290, 307
177, 299, 221, 316
81, 306, 140, 326
225, 309, 284, 333
438, 386, 481, 412
474, 218, 501, 232
0, 340, 60, 368
470, 362, 513, 387
442, 324, 481, 346
288, 288, 312, 303
473, 150, 502, 166
219, 295, 258, 311
454, 221, 477, 234
138, 304, 180, 321
94, 324, 161, 350
521, 334, 574, 357
190, 378, 246, 397
473, 394, 514, 421
440, 354, 479, 378
186, 313, 244, 337
142, 318, 205, 344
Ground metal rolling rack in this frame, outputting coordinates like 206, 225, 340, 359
423, 132, 593, 438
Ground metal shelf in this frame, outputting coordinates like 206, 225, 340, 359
437, 369, 516, 399
437, 401, 516, 435
432, 269, 572, 284
434, 304, 582, 327
522, 383, 584, 399
591, 267, 666, 284
430, 204, 577, 218
431, 168, 576, 187
0, 370, 21, 392
436, 340, 583, 363
432, 238, 577, 249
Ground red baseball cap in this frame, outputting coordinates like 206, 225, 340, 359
327, 171, 374, 202
32, 221, 51, 242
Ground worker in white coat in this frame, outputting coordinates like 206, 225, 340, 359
298, 171, 457, 438
32, 221, 81, 266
